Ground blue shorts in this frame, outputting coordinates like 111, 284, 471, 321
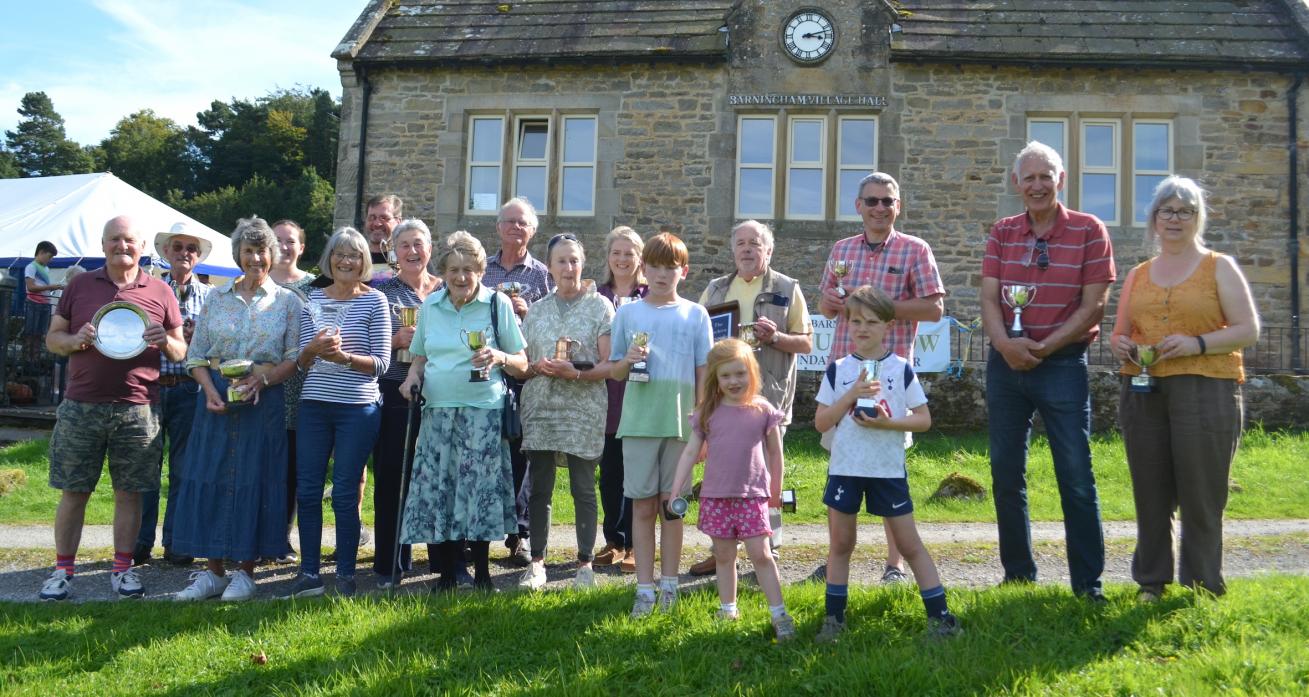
823, 474, 914, 518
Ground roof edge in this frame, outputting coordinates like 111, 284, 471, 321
332, 0, 394, 61
890, 51, 1309, 74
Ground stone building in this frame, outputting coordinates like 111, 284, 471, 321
333, 0, 1309, 372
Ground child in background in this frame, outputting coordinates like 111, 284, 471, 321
609, 232, 712, 617
670, 339, 792, 641
814, 286, 960, 641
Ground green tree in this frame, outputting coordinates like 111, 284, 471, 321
3, 92, 93, 177
0, 146, 19, 179
172, 168, 336, 260
99, 110, 192, 198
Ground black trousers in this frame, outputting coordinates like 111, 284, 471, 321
598, 433, 632, 548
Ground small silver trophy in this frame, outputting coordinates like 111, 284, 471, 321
855, 358, 882, 419
1129, 344, 1160, 393
828, 259, 853, 298
391, 304, 419, 362
628, 331, 651, 383
1001, 284, 1038, 338
460, 327, 491, 382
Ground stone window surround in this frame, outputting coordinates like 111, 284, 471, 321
734, 110, 880, 222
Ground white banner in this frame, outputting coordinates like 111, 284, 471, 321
798, 315, 951, 373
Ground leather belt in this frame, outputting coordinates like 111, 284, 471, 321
158, 374, 195, 387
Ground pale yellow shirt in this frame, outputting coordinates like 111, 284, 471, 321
699, 274, 811, 333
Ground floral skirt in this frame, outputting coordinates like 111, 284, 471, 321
400, 406, 515, 543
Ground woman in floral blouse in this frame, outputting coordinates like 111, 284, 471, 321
516, 234, 615, 590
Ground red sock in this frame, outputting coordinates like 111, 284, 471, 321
55, 554, 75, 577
112, 551, 133, 574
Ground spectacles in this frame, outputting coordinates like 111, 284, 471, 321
331, 252, 365, 263
1154, 207, 1196, 221
1032, 238, 1049, 271
498, 218, 534, 228
169, 243, 201, 254
366, 214, 394, 224
860, 196, 897, 209
547, 233, 578, 252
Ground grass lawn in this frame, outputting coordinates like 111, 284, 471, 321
1, 576, 1307, 695
2, 426, 1305, 528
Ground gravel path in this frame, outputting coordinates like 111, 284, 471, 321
3, 520, 1306, 603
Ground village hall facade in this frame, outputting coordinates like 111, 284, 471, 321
331, 0, 1309, 371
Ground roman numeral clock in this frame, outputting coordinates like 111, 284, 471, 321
781, 7, 836, 64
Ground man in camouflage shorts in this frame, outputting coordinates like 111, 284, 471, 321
40, 215, 186, 601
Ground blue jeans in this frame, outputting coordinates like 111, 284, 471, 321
137, 381, 201, 551
986, 348, 1105, 593
296, 399, 381, 579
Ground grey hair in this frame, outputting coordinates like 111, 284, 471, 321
498, 197, 539, 229
856, 171, 900, 199
1146, 175, 1208, 248
732, 219, 775, 250
231, 215, 279, 265
391, 218, 433, 249
436, 230, 487, 275
1012, 140, 1065, 178
600, 225, 647, 287
318, 226, 371, 282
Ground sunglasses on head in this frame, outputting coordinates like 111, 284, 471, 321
547, 233, 578, 252
861, 196, 897, 209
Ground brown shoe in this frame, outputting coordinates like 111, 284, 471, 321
689, 554, 717, 576
594, 544, 621, 566
619, 549, 636, 574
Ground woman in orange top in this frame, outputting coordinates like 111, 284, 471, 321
1109, 175, 1259, 601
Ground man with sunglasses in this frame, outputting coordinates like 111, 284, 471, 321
134, 223, 214, 567
980, 141, 1115, 603
817, 171, 945, 584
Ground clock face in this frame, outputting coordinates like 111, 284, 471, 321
782, 9, 836, 64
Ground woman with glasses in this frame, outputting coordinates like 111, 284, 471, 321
1109, 175, 1259, 602
281, 227, 392, 598
516, 234, 615, 590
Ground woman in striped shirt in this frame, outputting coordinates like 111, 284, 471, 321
281, 227, 392, 598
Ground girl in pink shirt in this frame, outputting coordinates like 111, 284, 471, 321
670, 339, 792, 641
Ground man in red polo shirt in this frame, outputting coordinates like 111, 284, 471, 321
39, 215, 186, 601
980, 141, 1115, 603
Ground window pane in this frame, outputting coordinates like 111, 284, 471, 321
471, 118, 502, 162
1134, 174, 1165, 224
563, 118, 595, 164
738, 169, 773, 216
838, 170, 866, 217
740, 119, 774, 165
561, 166, 593, 213
1028, 121, 1065, 162
788, 168, 822, 216
519, 122, 548, 160
840, 119, 876, 166
469, 166, 500, 211
790, 120, 822, 163
1083, 173, 1117, 221
1134, 124, 1169, 171
515, 166, 546, 210
1084, 125, 1115, 168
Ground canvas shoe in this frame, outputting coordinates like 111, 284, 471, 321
815, 615, 845, 643
110, 568, 145, 599
519, 561, 547, 591
881, 565, 910, 584
39, 569, 72, 601
221, 570, 256, 601
593, 544, 621, 566
574, 565, 596, 589
630, 592, 656, 618
714, 608, 740, 622
927, 612, 962, 639
337, 577, 358, 598
772, 612, 797, 642
278, 573, 325, 599
656, 584, 679, 613
175, 570, 230, 601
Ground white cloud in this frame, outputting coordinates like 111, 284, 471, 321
1, 1, 359, 146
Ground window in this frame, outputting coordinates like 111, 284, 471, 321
1080, 120, 1120, 226
464, 114, 598, 216
1026, 118, 1068, 204
735, 113, 878, 220
1132, 120, 1172, 225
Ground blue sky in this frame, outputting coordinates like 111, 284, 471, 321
1, 0, 367, 145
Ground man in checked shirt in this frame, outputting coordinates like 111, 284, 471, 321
817, 171, 945, 585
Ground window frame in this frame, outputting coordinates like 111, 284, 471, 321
1078, 118, 1122, 226
557, 115, 598, 217
464, 115, 506, 216
1025, 117, 1069, 205
785, 115, 828, 221
835, 116, 879, 221
735, 114, 779, 219
511, 114, 552, 215
1130, 119, 1173, 227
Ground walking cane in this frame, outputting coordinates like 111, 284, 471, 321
391, 382, 423, 590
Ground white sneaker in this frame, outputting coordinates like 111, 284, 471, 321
175, 570, 230, 601
630, 592, 656, 618
110, 568, 145, 599
220, 569, 256, 601
574, 565, 596, 589
656, 583, 679, 613
39, 569, 72, 601
519, 561, 547, 591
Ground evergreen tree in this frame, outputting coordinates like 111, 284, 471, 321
3, 92, 93, 177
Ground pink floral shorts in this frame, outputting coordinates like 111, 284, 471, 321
697, 496, 772, 540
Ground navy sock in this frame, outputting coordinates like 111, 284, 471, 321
920, 585, 948, 619
825, 583, 849, 622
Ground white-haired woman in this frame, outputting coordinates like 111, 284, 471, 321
517, 234, 615, 590
1110, 176, 1259, 601
399, 230, 528, 592
282, 227, 392, 598
171, 216, 304, 601
372, 218, 443, 587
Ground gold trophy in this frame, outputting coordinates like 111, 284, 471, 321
460, 328, 491, 382
1001, 284, 1038, 338
828, 259, 852, 298
628, 331, 651, 383
554, 336, 592, 370
740, 323, 762, 351
219, 359, 254, 404
392, 304, 419, 362
1129, 344, 1160, 393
